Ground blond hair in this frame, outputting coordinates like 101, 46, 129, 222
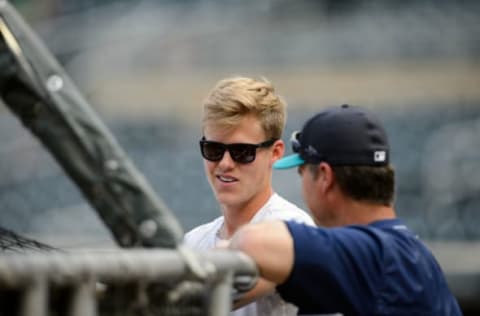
202, 76, 286, 139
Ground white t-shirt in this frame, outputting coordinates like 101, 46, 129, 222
184, 193, 315, 316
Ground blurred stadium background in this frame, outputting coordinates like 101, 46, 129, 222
0, 0, 479, 312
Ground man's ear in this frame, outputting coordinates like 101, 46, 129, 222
271, 139, 285, 162
318, 162, 335, 193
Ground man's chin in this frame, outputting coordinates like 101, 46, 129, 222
215, 193, 243, 209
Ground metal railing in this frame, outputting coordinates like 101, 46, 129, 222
0, 248, 258, 316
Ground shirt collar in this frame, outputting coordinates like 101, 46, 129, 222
368, 218, 407, 230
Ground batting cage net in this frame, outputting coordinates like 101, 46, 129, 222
0, 1, 257, 315
0, 227, 56, 253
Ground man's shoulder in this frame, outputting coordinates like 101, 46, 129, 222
183, 216, 223, 248
256, 194, 314, 225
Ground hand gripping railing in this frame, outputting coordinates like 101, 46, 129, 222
0, 248, 258, 316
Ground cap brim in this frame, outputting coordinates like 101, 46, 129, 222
273, 154, 305, 169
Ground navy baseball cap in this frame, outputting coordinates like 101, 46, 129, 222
274, 104, 389, 169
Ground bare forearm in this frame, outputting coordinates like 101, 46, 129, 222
233, 278, 276, 309
230, 221, 294, 285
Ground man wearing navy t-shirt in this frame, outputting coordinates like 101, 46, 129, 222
230, 104, 462, 315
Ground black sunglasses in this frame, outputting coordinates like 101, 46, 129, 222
199, 137, 277, 164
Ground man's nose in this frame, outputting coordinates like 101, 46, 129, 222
217, 149, 236, 169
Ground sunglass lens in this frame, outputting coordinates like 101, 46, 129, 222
201, 142, 225, 161
229, 144, 256, 163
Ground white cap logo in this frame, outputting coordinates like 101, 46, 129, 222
374, 151, 386, 162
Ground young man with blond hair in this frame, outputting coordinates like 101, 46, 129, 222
184, 76, 314, 316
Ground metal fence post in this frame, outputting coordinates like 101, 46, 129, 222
20, 276, 47, 316
69, 277, 97, 316
207, 270, 234, 316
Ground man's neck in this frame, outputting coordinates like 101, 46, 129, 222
339, 200, 396, 226
220, 190, 274, 239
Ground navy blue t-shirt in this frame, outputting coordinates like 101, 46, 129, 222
277, 219, 462, 316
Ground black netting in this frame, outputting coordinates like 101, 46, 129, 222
0, 226, 56, 253
0, 107, 116, 249
98, 281, 207, 316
